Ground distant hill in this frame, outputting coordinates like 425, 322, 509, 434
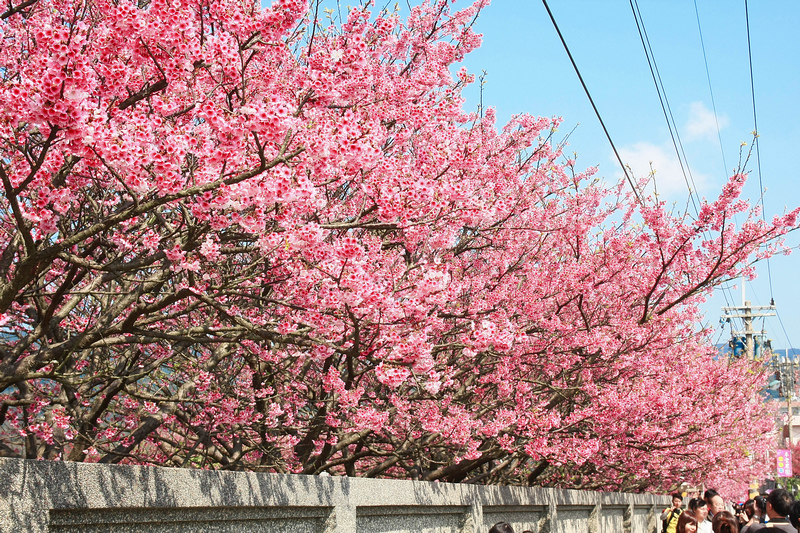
715, 343, 800, 359
770, 348, 800, 358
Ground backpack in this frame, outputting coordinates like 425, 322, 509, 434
662, 508, 683, 533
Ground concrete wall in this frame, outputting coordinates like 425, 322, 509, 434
0, 457, 668, 533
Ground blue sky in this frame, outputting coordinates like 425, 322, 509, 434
455, 1, 800, 352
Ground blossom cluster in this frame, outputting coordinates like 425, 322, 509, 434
0, 0, 793, 493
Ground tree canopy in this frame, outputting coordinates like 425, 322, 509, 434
0, 0, 795, 493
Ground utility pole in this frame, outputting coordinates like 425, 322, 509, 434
721, 280, 793, 447
722, 299, 776, 359
721, 278, 775, 360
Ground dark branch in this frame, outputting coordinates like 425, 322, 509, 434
0, 0, 37, 19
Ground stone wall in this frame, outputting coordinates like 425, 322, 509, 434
0, 457, 668, 532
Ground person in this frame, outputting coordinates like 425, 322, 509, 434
741, 496, 766, 533
677, 510, 699, 533
710, 494, 727, 519
755, 496, 767, 523
712, 511, 739, 533
489, 523, 515, 533
738, 499, 759, 533
747, 489, 795, 532
706, 490, 721, 517
662, 493, 685, 533
788, 500, 800, 530
689, 498, 713, 533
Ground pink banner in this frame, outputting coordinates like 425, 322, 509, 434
777, 449, 792, 477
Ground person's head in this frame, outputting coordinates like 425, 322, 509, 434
489, 523, 514, 533
754, 495, 767, 516
789, 500, 800, 530
711, 511, 738, 533
742, 499, 755, 519
672, 493, 684, 508
710, 494, 726, 516
765, 488, 793, 518
677, 510, 699, 533
689, 498, 709, 522
705, 489, 720, 505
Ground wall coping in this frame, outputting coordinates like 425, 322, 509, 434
0, 457, 669, 532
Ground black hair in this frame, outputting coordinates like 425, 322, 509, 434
754, 495, 767, 514
689, 497, 708, 511
671, 493, 683, 501
704, 489, 719, 501
789, 500, 800, 529
767, 488, 794, 518
742, 499, 755, 519
489, 522, 515, 533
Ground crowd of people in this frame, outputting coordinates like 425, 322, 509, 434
486, 487, 800, 533
660, 488, 800, 533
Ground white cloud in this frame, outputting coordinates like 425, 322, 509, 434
615, 142, 708, 201
685, 101, 729, 142
605, 102, 728, 203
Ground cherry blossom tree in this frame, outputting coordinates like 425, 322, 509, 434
0, 0, 795, 493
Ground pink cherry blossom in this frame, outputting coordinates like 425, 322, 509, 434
0, 0, 794, 493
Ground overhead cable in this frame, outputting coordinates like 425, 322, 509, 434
540, 0, 643, 204
693, 0, 729, 178
629, 0, 742, 317
744, 0, 775, 301
629, 0, 700, 216
693, 0, 743, 318
775, 308, 797, 360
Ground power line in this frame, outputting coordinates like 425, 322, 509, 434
540, 0, 642, 204
744, 0, 775, 301
693, 0, 729, 178
628, 0, 700, 216
775, 308, 797, 358
713, 322, 728, 346
629, 0, 741, 316
692, 0, 745, 317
